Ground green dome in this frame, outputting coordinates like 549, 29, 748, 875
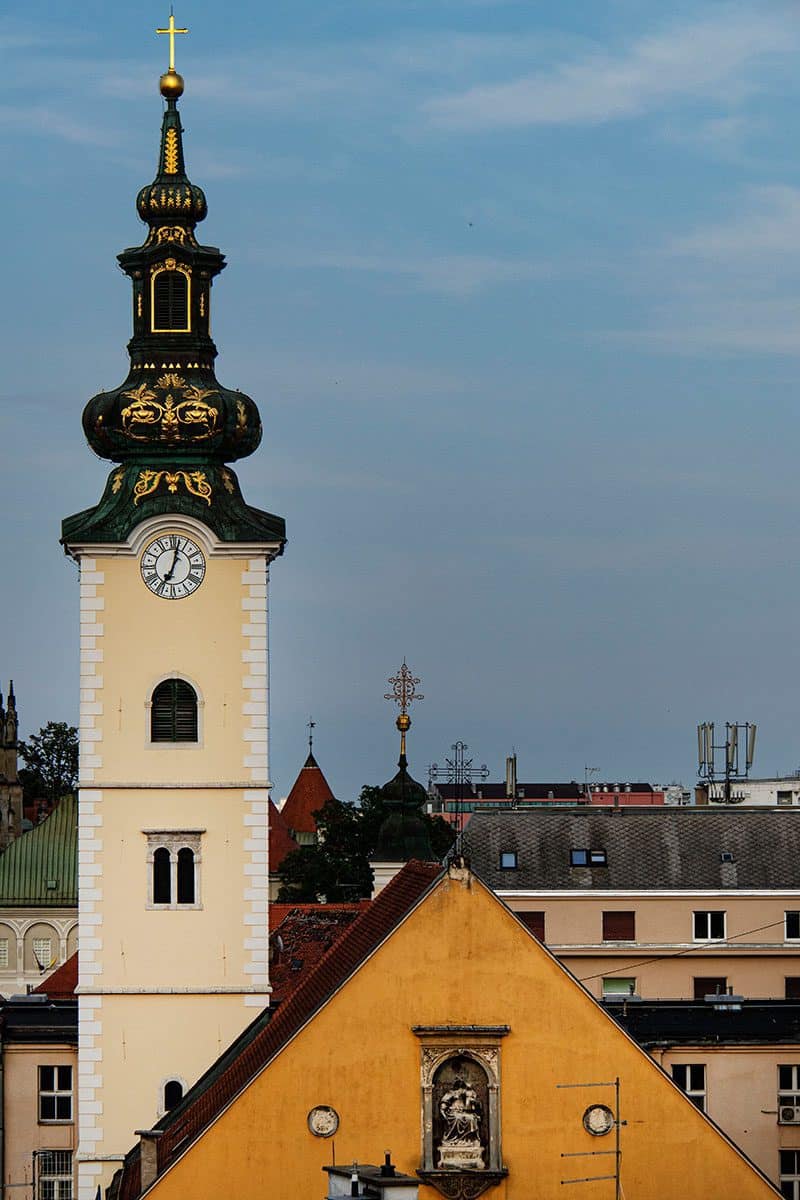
373, 758, 435, 863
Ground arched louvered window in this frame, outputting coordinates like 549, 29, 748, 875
163, 1079, 184, 1112
152, 269, 189, 332
153, 847, 171, 905
151, 679, 198, 743
177, 847, 195, 905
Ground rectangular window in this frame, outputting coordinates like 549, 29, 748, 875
38, 1066, 72, 1122
37, 1150, 72, 1200
602, 911, 635, 941
499, 851, 517, 870
787, 913, 800, 940
0, 938, 8, 967
778, 790, 793, 807
602, 977, 636, 997
517, 912, 545, 941
779, 1066, 800, 1126
693, 976, 727, 999
570, 848, 588, 867
32, 938, 52, 967
693, 911, 726, 941
781, 1149, 800, 1199
787, 978, 800, 999
589, 849, 607, 866
672, 1064, 706, 1112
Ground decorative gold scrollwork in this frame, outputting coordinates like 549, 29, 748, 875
221, 469, 235, 494
164, 128, 179, 174
147, 226, 192, 247
111, 470, 124, 494
232, 397, 249, 441
133, 469, 212, 506
120, 375, 219, 442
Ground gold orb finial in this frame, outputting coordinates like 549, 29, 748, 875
160, 68, 184, 98
157, 10, 188, 95
385, 661, 423, 761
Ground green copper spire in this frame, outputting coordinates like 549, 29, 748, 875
62, 44, 285, 549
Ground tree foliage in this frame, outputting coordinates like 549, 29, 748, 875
19, 721, 79, 804
276, 785, 455, 903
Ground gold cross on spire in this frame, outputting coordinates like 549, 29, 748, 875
385, 660, 423, 716
157, 8, 188, 72
385, 660, 423, 760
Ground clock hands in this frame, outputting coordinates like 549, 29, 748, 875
162, 546, 181, 583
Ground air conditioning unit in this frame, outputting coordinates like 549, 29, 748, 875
780, 1105, 800, 1124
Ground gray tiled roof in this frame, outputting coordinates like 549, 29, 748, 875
462, 807, 800, 890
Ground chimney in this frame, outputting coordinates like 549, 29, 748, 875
135, 1130, 163, 1190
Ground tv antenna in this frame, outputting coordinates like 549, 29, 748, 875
429, 741, 489, 836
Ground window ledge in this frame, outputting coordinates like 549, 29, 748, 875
145, 903, 203, 912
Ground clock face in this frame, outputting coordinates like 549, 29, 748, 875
140, 534, 206, 600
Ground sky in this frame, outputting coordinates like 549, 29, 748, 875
3, 0, 800, 801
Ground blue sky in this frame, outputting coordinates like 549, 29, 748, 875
3, 1, 800, 800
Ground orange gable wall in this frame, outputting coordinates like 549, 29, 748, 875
144, 872, 779, 1200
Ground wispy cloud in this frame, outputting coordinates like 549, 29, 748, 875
277, 247, 549, 296
0, 104, 116, 148
668, 184, 800, 261
660, 113, 759, 163
425, 9, 798, 130
606, 185, 800, 354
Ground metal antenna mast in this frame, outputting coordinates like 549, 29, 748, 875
697, 721, 756, 804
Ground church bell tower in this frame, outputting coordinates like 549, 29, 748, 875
61, 25, 285, 1200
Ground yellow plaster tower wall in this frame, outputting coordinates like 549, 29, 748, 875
140, 871, 781, 1200
72, 518, 278, 1200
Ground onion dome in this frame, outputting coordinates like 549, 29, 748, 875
374, 668, 435, 863
62, 51, 285, 550
373, 755, 433, 863
136, 73, 207, 229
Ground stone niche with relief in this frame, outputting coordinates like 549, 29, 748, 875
413, 1026, 509, 1200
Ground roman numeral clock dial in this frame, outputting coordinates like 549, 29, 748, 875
140, 535, 206, 599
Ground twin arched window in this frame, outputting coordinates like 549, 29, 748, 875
152, 845, 196, 906
151, 679, 198, 743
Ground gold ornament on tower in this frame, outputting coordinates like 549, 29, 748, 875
385, 661, 423, 758
157, 10, 188, 97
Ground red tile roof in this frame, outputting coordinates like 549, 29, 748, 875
269, 900, 367, 932
280, 752, 335, 836
269, 903, 370, 1003
268, 800, 298, 872
32, 952, 77, 998
113, 861, 443, 1200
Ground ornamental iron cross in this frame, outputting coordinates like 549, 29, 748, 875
384, 660, 423, 716
157, 9, 189, 71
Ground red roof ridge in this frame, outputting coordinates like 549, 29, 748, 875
112, 861, 443, 1200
